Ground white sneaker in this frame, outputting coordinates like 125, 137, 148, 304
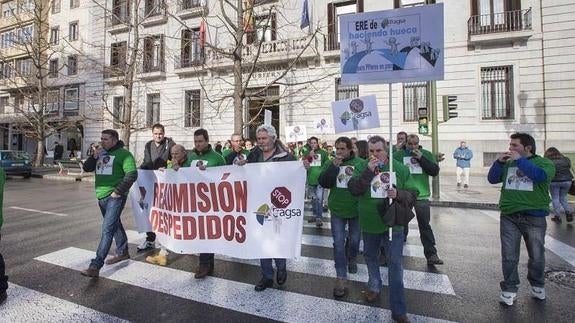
137, 240, 155, 251
531, 287, 546, 300
499, 291, 517, 306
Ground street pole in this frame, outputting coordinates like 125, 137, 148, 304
430, 81, 440, 200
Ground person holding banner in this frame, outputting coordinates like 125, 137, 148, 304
244, 124, 296, 291
138, 123, 176, 252
302, 137, 329, 227
394, 134, 443, 266
348, 135, 418, 323
188, 129, 226, 279
145, 145, 191, 267
80, 129, 138, 278
223, 133, 251, 165
318, 136, 363, 298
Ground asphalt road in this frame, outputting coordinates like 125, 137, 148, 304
1, 178, 574, 322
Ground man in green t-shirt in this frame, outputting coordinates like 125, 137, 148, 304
0, 168, 7, 304
80, 129, 138, 278
394, 134, 443, 265
488, 133, 555, 306
302, 136, 329, 227
189, 128, 226, 279
318, 136, 363, 298
348, 135, 417, 323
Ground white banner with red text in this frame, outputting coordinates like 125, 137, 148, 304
129, 161, 306, 259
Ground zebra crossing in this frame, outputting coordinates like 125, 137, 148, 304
1, 211, 459, 322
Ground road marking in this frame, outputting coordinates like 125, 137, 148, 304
0, 283, 128, 322
35, 247, 456, 323
481, 211, 575, 267
125, 231, 453, 295
304, 222, 421, 237
300, 234, 425, 258
9, 206, 68, 217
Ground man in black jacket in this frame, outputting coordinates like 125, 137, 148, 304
138, 123, 175, 251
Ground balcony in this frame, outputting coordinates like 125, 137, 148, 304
323, 33, 341, 58
177, 1, 208, 19
0, 11, 34, 30
468, 8, 533, 45
138, 62, 166, 80
173, 55, 205, 75
107, 13, 131, 34
103, 66, 125, 84
140, 6, 168, 27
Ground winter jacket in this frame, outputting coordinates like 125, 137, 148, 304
550, 156, 573, 182
140, 137, 176, 170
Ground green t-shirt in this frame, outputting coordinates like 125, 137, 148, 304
320, 156, 364, 218
498, 155, 555, 215
352, 159, 418, 233
189, 147, 226, 168
305, 149, 329, 186
94, 148, 137, 199
393, 148, 436, 200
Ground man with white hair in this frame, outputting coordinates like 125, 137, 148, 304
243, 124, 296, 291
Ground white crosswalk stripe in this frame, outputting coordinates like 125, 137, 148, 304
35, 247, 456, 323
0, 284, 129, 322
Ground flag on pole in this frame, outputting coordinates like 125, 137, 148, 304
300, 0, 310, 29
199, 20, 206, 47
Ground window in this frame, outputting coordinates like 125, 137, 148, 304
64, 87, 80, 115
470, 0, 523, 33
143, 35, 164, 72
16, 58, 32, 76
335, 78, 358, 101
184, 90, 201, 127
0, 96, 8, 114
52, 0, 61, 13
394, 0, 435, 8
481, 66, 513, 120
1, 62, 13, 79
146, 94, 160, 126
145, 0, 163, 16
2, 1, 15, 17
67, 55, 77, 75
247, 14, 276, 44
403, 82, 428, 122
110, 41, 127, 67
46, 90, 60, 114
20, 0, 35, 11
21, 25, 34, 43
112, 0, 130, 25
50, 27, 59, 45
182, 0, 202, 10
49, 59, 58, 78
70, 0, 79, 9
113, 96, 124, 129
181, 28, 204, 67
327, 0, 363, 51
69, 21, 78, 41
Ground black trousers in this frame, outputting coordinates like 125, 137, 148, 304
0, 234, 8, 292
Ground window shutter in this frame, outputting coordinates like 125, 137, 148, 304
271, 13, 276, 41
357, 0, 363, 12
470, 0, 477, 16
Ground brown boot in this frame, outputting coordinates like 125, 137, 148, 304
362, 290, 380, 303
194, 264, 214, 279
80, 267, 99, 278
105, 253, 130, 265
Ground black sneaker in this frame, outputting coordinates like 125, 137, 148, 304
254, 277, 274, 291
276, 269, 287, 285
427, 254, 444, 265
347, 259, 358, 274
551, 216, 562, 223
0, 290, 7, 305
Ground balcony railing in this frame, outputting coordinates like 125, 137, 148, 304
243, 36, 313, 59
140, 61, 165, 74
103, 66, 125, 79
177, 0, 208, 19
174, 55, 205, 69
468, 8, 532, 36
324, 33, 340, 52
140, 5, 168, 26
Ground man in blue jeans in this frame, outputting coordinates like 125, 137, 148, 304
488, 132, 555, 306
348, 136, 418, 323
80, 129, 138, 277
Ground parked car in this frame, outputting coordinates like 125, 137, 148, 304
0, 150, 32, 178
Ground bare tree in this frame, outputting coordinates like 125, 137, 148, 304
0, 0, 83, 166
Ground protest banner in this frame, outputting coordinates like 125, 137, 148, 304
129, 161, 306, 259
331, 94, 380, 134
285, 125, 307, 143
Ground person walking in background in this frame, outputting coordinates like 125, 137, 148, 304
488, 133, 555, 306
544, 147, 573, 223
453, 141, 473, 189
53, 141, 64, 162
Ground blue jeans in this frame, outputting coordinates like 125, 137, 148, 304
90, 195, 129, 269
260, 258, 286, 279
550, 181, 573, 215
363, 229, 406, 316
308, 185, 325, 219
500, 213, 547, 292
331, 214, 360, 279
405, 200, 437, 258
